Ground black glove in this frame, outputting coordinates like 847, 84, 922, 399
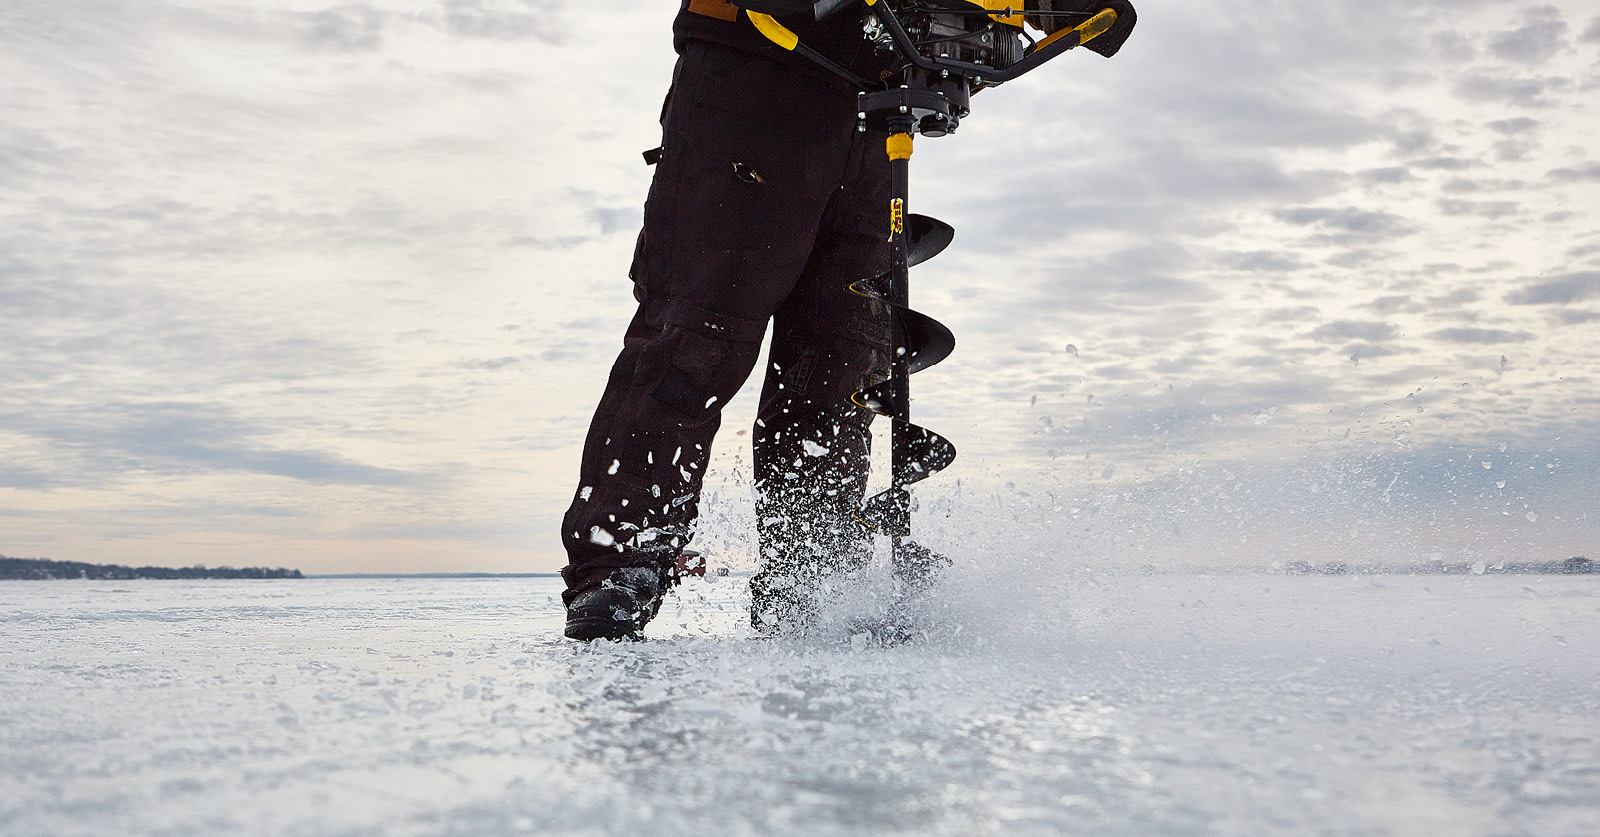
1024, 0, 1137, 57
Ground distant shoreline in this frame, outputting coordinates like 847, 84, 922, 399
1, 555, 303, 580
0, 555, 571, 580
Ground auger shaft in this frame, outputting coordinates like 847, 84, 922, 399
885, 130, 916, 562
846, 96, 956, 572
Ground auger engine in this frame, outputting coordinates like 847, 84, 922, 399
886, 0, 1027, 69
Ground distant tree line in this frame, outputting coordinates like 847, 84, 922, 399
0, 555, 303, 580
1276, 556, 1594, 576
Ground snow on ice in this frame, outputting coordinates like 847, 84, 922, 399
2, 572, 1598, 835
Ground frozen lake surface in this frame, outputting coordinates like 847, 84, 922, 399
3, 572, 1598, 836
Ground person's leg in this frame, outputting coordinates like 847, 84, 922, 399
561, 41, 862, 638
749, 125, 895, 632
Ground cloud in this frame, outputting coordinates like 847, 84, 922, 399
588, 206, 642, 236
438, 0, 563, 43
1013, 376, 1340, 458
1361, 295, 1424, 315
1487, 6, 1568, 65
458, 356, 524, 370
0, 128, 80, 189
1411, 156, 1477, 171
1436, 198, 1519, 218
1430, 30, 1476, 62
1585, 15, 1600, 43
1452, 73, 1571, 107
1217, 250, 1305, 272
1262, 306, 1320, 324
1427, 327, 1535, 344
1274, 207, 1418, 242
1486, 117, 1540, 135
1426, 288, 1481, 307
1359, 167, 1415, 184
2, 402, 416, 487
1023, 242, 1216, 312
1504, 272, 1600, 305
1548, 162, 1600, 182
1342, 342, 1400, 361
1440, 177, 1526, 193
1307, 321, 1399, 343
300, 4, 386, 52
1491, 139, 1535, 162
0, 465, 55, 490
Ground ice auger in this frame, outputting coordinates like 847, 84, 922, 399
747, 0, 1127, 579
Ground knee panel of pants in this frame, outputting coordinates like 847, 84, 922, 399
641, 326, 760, 428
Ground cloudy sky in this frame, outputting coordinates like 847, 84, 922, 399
3, 0, 1597, 574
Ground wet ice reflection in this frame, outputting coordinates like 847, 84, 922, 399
2, 573, 1597, 835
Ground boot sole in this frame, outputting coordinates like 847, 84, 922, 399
564, 615, 643, 641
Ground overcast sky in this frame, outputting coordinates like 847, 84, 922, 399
3, 0, 1597, 574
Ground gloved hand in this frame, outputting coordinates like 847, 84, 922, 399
1024, 0, 1137, 57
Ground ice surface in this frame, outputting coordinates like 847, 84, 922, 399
3, 573, 1598, 836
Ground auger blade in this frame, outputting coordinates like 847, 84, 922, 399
848, 215, 951, 297
892, 421, 956, 485
856, 487, 910, 537
847, 274, 890, 301
851, 422, 955, 536
850, 380, 899, 416
907, 214, 954, 266
902, 308, 955, 373
846, 281, 954, 373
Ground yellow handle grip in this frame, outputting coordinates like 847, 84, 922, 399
747, 11, 799, 51
1035, 8, 1118, 52
1076, 7, 1119, 44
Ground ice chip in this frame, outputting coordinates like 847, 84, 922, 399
1524, 511, 1538, 522
1471, 561, 1486, 575
588, 526, 616, 547
1482, 461, 1492, 469
579, 485, 593, 500
607, 459, 620, 475
802, 440, 830, 457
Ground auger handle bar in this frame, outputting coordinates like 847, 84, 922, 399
748, 2, 1119, 90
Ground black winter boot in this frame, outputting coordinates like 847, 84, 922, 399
564, 565, 671, 641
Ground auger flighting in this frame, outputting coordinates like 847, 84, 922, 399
747, 0, 1125, 584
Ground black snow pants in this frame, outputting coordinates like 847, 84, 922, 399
559, 40, 894, 603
